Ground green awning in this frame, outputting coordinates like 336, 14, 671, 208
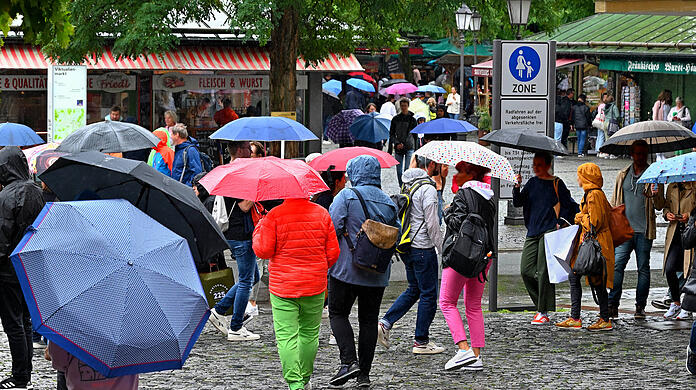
421, 38, 492, 58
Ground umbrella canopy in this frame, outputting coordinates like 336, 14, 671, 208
200, 156, 329, 201
416, 85, 447, 94
0, 122, 45, 146
480, 128, 569, 156
11, 199, 209, 377
348, 72, 375, 83
322, 79, 342, 95
326, 109, 363, 144
385, 82, 418, 95
210, 116, 318, 142
346, 78, 375, 93
349, 112, 391, 143
380, 79, 409, 88
411, 118, 477, 134
39, 152, 228, 264
56, 121, 159, 153
637, 152, 696, 184
22, 142, 66, 174
599, 121, 696, 155
415, 141, 516, 182
409, 99, 432, 121
308, 147, 399, 171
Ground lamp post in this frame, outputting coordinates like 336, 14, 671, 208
469, 10, 482, 109
455, 3, 472, 120
506, 0, 531, 40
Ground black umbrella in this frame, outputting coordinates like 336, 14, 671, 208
380, 79, 410, 88
40, 152, 228, 264
56, 121, 160, 154
599, 121, 696, 155
480, 128, 569, 172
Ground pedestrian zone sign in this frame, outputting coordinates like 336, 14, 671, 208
501, 43, 549, 96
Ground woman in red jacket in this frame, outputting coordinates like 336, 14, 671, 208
253, 198, 340, 390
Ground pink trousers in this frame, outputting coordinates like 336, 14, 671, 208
438, 265, 489, 348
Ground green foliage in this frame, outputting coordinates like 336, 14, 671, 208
1, 0, 73, 48
476, 105, 491, 131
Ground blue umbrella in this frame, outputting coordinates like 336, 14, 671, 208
346, 78, 375, 93
210, 116, 318, 141
0, 122, 45, 146
322, 79, 342, 95
416, 85, 447, 94
410, 118, 477, 134
637, 152, 696, 184
11, 199, 209, 377
349, 112, 391, 143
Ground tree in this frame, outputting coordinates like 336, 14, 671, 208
0, 0, 73, 48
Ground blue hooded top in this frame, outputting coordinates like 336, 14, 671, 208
171, 137, 203, 186
329, 155, 399, 287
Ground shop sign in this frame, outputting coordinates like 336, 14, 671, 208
0, 75, 47, 91
472, 67, 491, 77
88, 72, 136, 92
154, 73, 270, 91
600, 58, 696, 75
48, 65, 87, 142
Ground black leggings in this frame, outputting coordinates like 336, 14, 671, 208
666, 225, 685, 302
569, 272, 609, 321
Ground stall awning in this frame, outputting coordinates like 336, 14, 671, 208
0, 44, 363, 72
471, 58, 582, 77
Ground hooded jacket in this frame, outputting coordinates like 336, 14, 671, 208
147, 128, 174, 177
172, 137, 203, 186
0, 147, 45, 283
401, 168, 442, 253
388, 111, 417, 153
329, 155, 399, 287
611, 164, 665, 240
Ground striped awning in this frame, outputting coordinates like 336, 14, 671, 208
0, 44, 363, 72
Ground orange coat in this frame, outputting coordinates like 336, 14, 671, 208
573, 163, 615, 289
252, 198, 340, 298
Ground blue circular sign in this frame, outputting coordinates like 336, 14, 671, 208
508, 46, 541, 82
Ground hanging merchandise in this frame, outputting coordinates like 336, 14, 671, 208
621, 82, 641, 125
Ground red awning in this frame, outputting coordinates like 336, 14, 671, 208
471, 57, 582, 77
0, 44, 363, 72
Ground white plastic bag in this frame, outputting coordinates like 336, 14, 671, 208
544, 225, 580, 284
212, 196, 229, 232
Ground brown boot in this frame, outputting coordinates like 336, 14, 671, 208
634, 305, 646, 320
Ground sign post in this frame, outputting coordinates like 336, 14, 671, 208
490, 40, 556, 311
47, 65, 87, 142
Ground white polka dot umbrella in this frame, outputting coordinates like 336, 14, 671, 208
414, 141, 516, 182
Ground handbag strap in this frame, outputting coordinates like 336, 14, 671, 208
350, 187, 371, 220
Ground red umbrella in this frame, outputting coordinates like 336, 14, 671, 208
348, 72, 375, 83
199, 156, 329, 201
308, 147, 399, 171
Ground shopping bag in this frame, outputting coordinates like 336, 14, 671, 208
544, 225, 580, 283
199, 265, 236, 314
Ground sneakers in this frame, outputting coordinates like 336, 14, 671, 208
676, 309, 692, 321
227, 326, 260, 341
652, 295, 673, 310
32, 340, 46, 349
377, 321, 390, 349
665, 303, 682, 319
634, 305, 646, 320
555, 318, 582, 329
687, 345, 696, 375
597, 152, 607, 159
328, 362, 360, 387
444, 348, 477, 371
412, 341, 445, 355
242, 313, 255, 326
608, 155, 618, 159
245, 303, 259, 317
356, 374, 370, 388
329, 334, 337, 345
322, 306, 329, 319
460, 356, 483, 371
208, 308, 228, 336
531, 312, 550, 325
608, 304, 619, 320
0, 377, 29, 389
587, 318, 613, 332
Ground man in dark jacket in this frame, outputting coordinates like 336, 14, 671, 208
555, 90, 573, 148
170, 123, 203, 186
0, 147, 45, 389
388, 98, 418, 186
571, 94, 593, 157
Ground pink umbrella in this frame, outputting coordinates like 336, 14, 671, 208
384, 82, 418, 95
309, 147, 399, 171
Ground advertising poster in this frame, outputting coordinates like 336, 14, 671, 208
47, 65, 87, 142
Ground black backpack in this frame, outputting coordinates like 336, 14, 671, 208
444, 189, 492, 281
390, 178, 435, 255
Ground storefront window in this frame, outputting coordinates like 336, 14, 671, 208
0, 72, 48, 135
86, 72, 139, 124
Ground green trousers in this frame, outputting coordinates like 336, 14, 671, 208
520, 234, 556, 313
270, 292, 325, 390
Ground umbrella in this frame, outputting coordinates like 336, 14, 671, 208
308, 147, 399, 171
637, 152, 696, 184
384, 83, 418, 95
480, 128, 569, 172
416, 85, 447, 94
326, 109, 363, 144
22, 142, 66, 174
348, 72, 375, 83
409, 99, 433, 121
599, 121, 696, 155
11, 199, 209, 377
210, 116, 318, 142
56, 121, 160, 153
322, 79, 342, 95
380, 79, 409, 88
200, 156, 329, 201
349, 112, 391, 143
0, 122, 45, 146
39, 152, 228, 264
415, 140, 516, 182
346, 78, 375, 93
411, 118, 478, 134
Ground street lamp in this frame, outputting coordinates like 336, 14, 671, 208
455, 3, 472, 120
470, 10, 481, 109
506, 0, 531, 39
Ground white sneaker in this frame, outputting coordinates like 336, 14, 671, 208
245, 303, 259, 317
377, 322, 390, 349
460, 356, 483, 371
609, 155, 618, 159
444, 348, 477, 370
208, 308, 228, 336
227, 326, 260, 341
412, 341, 445, 355
677, 309, 692, 321
329, 334, 337, 345
665, 303, 682, 319
322, 306, 329, 319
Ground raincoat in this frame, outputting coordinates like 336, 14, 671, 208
329, 155, 399, 287
573, 163, 615, 289
663, 182, 696, 275
171, 137, 203, 186
147, 128, 174, 176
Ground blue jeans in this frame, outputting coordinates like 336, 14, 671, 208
394, 149, 414, 187
576, 128, 588, 155
214, 239, 259, 331
448, 113, 459, 120
554, 122, 563, 142
691, 320, 696, 352
596, 128, 606, 151
381, 247, 438, 344
609, 233, 652, 307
